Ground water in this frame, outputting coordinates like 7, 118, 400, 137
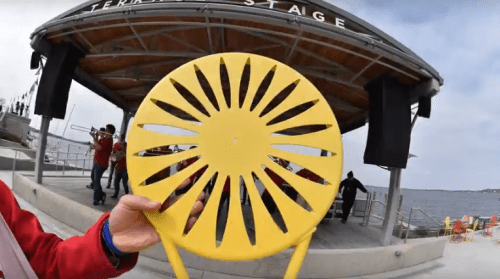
30, 132, 93, 169
363, 186, 500, 227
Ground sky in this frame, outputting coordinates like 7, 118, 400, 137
0, 0, 499, 190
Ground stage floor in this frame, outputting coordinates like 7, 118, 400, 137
22, 171, 400, 250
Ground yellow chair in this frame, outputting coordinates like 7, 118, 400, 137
465, 219, 478, 242
127, 53, 343, 278
443, 216, 453, 236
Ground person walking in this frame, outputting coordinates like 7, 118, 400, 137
110, 135, 128, 198
338, 171, 368, 224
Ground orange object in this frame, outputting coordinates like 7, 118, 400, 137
451, 220, 464, 243
485, 215, 497, 237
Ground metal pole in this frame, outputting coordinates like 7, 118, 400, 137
365, 194, 374, 226
66, 144, 70, 172
82, 159, 86, 175
55, 148, 59, 171
381, 167, 402, 246
120, 110, 131, 136
360, 192, 371, 226
405, 208, 413, 244
35, 116, 51, 184
12, 151, 17, 186
63, 159, 66, 176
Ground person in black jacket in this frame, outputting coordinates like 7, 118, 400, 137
338, 171, 368, 224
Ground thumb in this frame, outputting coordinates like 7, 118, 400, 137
119, 195, 161, 212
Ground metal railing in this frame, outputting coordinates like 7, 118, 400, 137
1, 146, 93, 187
404, 207, 441, 243
361, 194, 412, 240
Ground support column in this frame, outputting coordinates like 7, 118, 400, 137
35, 116, 51, 184
120, 111, 131, 136
381, 168, 402, 246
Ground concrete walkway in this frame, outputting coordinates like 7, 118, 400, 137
7, 182, 499, 279
347, 232, 500, 279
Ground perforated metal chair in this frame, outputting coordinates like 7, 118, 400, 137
126, 53, 343, 278
485, 215, 497, 238
443, 216, 452, 236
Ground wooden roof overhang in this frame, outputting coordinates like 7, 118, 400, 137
30, 0, 443, 135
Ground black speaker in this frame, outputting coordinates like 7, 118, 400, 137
34, 44, 85, 119
364, 76, 411, 168
417, 96, 431, 118
30, 51, 41, 70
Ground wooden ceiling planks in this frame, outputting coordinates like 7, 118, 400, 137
38, 12, 433, 130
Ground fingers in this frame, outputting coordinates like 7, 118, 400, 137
190, 200, 204, 216
121, 178, 191, 212
176, 178, 191, 190
186, 216, 197, 231
119, 195, 161, 212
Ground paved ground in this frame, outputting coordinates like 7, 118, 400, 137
348, 232, 500, 279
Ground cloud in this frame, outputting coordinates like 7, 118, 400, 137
338, 0, 500, 190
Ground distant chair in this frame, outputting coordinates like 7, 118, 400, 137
443, 216, 453, 236
451, 220, 464, 243
485, 215, 497, 238
465, 219, 479, 242
462, 215, 470, 229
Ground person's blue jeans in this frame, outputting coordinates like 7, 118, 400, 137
107, 162, 117, 187
92, 163, 108, 202
89, 162, 97, 186
113, 170, 129, 197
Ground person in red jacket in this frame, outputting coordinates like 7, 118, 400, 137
91, 124, 115, 206
291, 168, 322, 201
261, 159, 289, 214
217, 177, 231, 224
110, 134, 128, 199
0, 178, 204, 279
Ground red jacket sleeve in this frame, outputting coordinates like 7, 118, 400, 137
0, 180, 138, 279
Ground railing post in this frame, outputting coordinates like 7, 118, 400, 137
63, 159, 66, 176
366, 194, 374, 225
82, 159, 86, 175
398, 214, 404, 239
67, 144, 71, 170
55, 148, 60, 171
12, 151, 17, 187
405, 208, 413, 244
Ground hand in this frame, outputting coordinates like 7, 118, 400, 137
108, 178, 204, 253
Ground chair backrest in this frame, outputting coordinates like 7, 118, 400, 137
445, 216, 450, 229
453, 220, 463, 233
127, 53, 343, 262
472, 219, 479, 230
490, 215, 497, 226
